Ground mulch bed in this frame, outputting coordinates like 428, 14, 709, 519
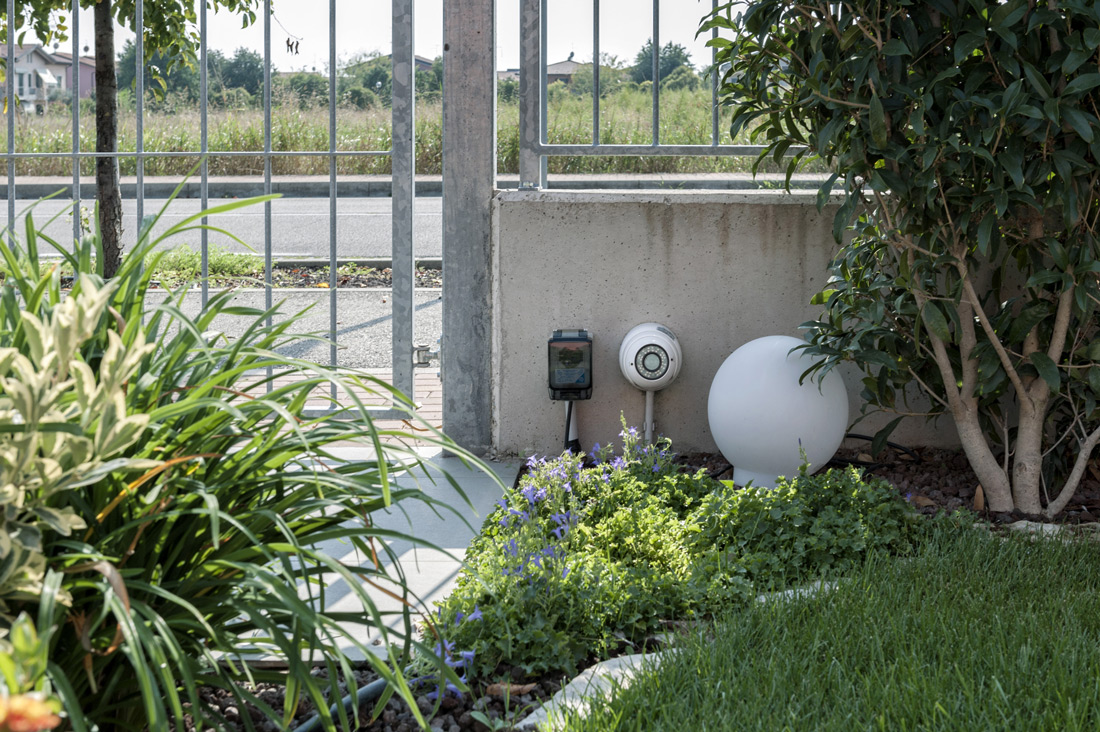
673, 445, 1100, 525
150, 266, 443, 291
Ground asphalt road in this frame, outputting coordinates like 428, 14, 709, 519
11, 197, 443, 261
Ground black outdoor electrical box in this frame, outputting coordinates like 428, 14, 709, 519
548, 329, 593, 400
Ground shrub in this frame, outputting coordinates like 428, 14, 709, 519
431, 423, 916, 677
704, 0, 1100, 516
0, 195, 486, 731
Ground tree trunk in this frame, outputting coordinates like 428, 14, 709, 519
95, 0, 123, 279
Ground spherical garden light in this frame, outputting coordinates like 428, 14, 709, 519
707, 335, 847, 488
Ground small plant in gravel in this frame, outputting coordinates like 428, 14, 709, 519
430, 422, 920, 678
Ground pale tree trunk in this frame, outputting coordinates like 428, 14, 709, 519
95, 0, 123, 279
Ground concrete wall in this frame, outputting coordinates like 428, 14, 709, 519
491, 189, 959, 457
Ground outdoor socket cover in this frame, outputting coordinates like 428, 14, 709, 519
548, 329, 593, 400
619, 323, 681, 391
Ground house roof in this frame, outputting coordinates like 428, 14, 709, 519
0, 44, 56, 63
546, 58, 582, 75
50, 51, 96, 68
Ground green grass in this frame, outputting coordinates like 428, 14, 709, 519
5, 89, 819, 176
561, 526, 1100, 732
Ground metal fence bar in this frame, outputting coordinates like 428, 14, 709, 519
0, 150, 390, 159
135, 1, 144, 231
200, 0, 209, 304
651, 0, 659, 145
532, 143, 779, 155
328, 0, 338, 400
391, 0, 415, 401
7, 0, 14, 237
711, 0, 719, 146
592, 0, 599, 146
511, 0, 802, 175
71, 0, 80, 245
518, 0, 542, 189
539, 0, 547, 180
263, 0, 273, 389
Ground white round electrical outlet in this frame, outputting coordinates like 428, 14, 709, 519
619, 323, 682, 391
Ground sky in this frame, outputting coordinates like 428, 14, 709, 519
35, 0, 720, 74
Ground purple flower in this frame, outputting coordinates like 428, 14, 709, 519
610, 456, 627, 470
652, 463, 660, 473
526, 454, 542, 468
552, 525, 568, 540
505, 538, 519, 556
561, 566, 570, 579
467, 606, 483, 622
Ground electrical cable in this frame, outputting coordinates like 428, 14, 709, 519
564, 400, 582, 454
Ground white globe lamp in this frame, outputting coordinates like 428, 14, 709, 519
708, 335, 848, 488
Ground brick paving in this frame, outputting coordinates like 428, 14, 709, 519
238, 368, 443, 443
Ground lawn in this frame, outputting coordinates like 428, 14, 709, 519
559, 525, 1100, 731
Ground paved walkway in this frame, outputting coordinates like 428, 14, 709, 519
244, 368, 516, 661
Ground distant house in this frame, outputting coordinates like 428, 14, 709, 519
0, 44, 95, 113
547, 53, 582, 84
497, 54, 582, 85
50, 50, 97, 98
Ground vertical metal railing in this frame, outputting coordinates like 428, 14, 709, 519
391, 0, 416, 402
135, 1, 144, 230
200, 0, 209, 303
328, 0, 339, 401
1, 2, 417, 416
71, 0, 80, 245
6, 0, 14, 236
650, 1, 659, 145
517, 0, 776, 189
262, 0, 274, 390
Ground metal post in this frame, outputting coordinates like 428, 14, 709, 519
200, 0, 209, 304
71, 0, 80, 245
518, 0, 544, 189
592, 0, 599, 146
329, 0, 339, 398
443, 0, 495, 454
135, 0, 144, 232
651, 0, 659, 145
391, 0, 415, 402
263, 0, 273, 387
711, 0, 719, 146
7, 0, 14, 238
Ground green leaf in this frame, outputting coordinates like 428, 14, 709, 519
921, 302, 951, 342
882, 38, 910, 56
1062, 73, 1100, 96
1061, 107, 1095, 142
871, 416, 905, 456
869, 94, 887, 148
1029, 352, 1061, 391
1088, 366, 1100, 395
976, 212, 996, 255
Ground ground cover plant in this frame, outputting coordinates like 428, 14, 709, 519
704, 0, 1100, 515
0, 195, 485, 731
428, 425, 919, 679
561, 524, 1100, 731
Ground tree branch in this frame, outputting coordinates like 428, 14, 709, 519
1045, 423, 1100, 517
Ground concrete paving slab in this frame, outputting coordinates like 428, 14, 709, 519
515, 653, 667, 732
301, 448, 519, 660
